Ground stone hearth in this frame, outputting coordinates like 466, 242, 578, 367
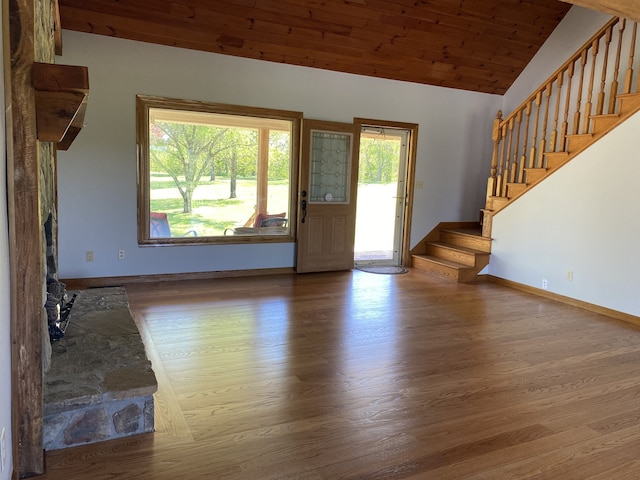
43, 287, 157, 450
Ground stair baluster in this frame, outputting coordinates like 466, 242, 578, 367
561, 61, 574, 151
624, 22, 638, 93
538, 83, 552, 167
574, 50, 588, 134
529, 91, 542, 169
597, 26, 613, 115
609, 19, 625, 114
551, 72, 564, 152
582, 40, 599, 134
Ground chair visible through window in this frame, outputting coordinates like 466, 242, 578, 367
150, 212, 197, 238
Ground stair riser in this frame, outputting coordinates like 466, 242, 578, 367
411, 255, 461, 281
486, 196, 509, 211
424, 244, 476, 267
525, 168, 547, 184
440, 232, 492, 252
566, 134, 593, 153
618, 94, 640, 115
507, 183, 526, 198
545, 153, 570, 170
591, 115, 619, 133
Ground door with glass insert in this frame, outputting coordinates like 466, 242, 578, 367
296, 119, 359, 273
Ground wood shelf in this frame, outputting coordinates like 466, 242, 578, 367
32, 62, 89, 149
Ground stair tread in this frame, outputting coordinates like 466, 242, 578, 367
412, 253, 473, 269
440, 227, 482, 237
590, 113, 619, 119
426, 241, 490, 256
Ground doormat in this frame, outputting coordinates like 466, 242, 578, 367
356, 266, 408, 275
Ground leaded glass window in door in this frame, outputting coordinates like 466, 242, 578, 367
309, 130, 352, 203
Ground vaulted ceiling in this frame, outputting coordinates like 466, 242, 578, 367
57, 1, 578, 95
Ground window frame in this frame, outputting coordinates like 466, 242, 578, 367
136, 95, 302, 246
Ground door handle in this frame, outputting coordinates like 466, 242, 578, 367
300, 190, 307, 223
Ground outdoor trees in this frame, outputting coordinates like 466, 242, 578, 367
359, 136, 401, 184
151, 122, 232, 213
150, 122, 259, 212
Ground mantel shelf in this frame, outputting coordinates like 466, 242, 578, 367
32, 62, 89, 150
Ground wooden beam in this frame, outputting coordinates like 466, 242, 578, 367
8, 0, 45, 476
560, 0, 640, 22
54, 0, 62, 55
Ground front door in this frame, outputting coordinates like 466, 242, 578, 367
296, 119, 360, 273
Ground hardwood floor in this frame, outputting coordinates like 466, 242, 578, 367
40, 270, 640, 479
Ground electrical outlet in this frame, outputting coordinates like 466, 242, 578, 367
85, 250, 94, 262
542, 278, 548, 290
566, 270, 573, 281
118, 249, 125, 260
1, 426, 6, 472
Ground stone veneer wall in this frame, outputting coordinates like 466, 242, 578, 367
44, 287, 157, 450
37, 0, 58, 372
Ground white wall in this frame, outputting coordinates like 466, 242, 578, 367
502, 6, 612, 114
490, 6, 640, 317
0, 2, 14, 475
56, 31, 500, 279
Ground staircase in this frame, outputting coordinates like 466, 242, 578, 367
410, 222, 491, 282
412, 16, 640, 282
481, 16, 640, 237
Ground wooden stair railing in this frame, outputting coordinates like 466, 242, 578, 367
410, 222, 491, 283
482, 16, 640, 237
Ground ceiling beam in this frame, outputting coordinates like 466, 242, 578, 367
560, 0, 640, 22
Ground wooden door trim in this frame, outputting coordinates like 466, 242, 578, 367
354, 118, 418, 267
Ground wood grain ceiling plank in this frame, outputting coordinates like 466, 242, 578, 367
358, 27, 534, 64
59, 6, 246, 47
59, 4, 513, 93
181, 0, 358, 35
59, 0, 571, 93
379, 14, 548, 52
368, 0, 567, 37
371, 0, 570, 30
60, 0, 172, 16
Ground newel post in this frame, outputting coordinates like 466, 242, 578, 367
486, 110, 503, 204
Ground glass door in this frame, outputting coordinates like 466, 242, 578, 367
354, 127, 410, 266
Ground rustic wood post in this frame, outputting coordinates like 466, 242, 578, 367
9, 0, 45, 476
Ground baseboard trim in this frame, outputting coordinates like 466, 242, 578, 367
61, 267, 296, 289
487, 275, 640, 327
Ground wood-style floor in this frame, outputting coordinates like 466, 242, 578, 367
40, 270, 640, 479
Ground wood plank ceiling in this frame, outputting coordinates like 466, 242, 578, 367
58, 0, 573, 95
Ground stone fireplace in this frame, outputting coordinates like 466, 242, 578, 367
39, 137, 156, 450
43, 287, 157, 450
